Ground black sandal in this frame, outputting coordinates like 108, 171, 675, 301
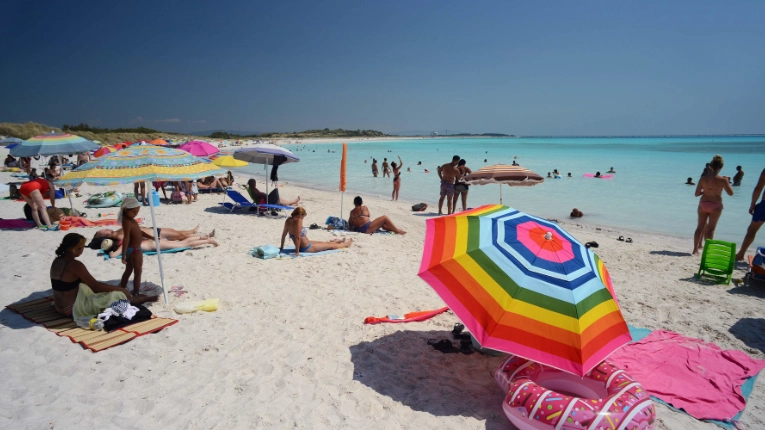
309, 223, 321, 230
459, 339, 475, 354
585, 241, 599, 248
427, 339, 459, 353
625, 238, 633, 243
617, 236, 624, 241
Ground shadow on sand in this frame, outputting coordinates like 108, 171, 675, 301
729, 318, 765, 354
349, 329, 511, 429
1, 290, 56, 330
649, 250, 693, 257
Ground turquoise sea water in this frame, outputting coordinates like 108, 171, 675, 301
236, 136, 765, 244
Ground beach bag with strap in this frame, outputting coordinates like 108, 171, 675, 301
325, 216, 349, 230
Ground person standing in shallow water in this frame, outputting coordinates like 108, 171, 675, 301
693, 155, 733, 255
382, 158, 390, 178
733, 166, 744, 186
735, 167, 765, 261
372, 159, 378, 177
391, 156, 403, 201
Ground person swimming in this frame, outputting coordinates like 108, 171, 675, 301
546, 172, 552, 178
607, 167, 616, 173
594, 172, 602, 178
570, 208, 584, 218
686, 177, 695, 185
567, 172, 572, 177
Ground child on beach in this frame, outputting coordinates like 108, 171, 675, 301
119, 197, 146, 296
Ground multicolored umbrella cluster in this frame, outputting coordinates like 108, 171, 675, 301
57, 145, 225, 186
418, 204, 630, 376
10, 133, 99, 157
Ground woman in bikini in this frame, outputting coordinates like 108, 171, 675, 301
280, 207, 352, 257
693, 155, 734, 255
391, 156, 403, 201
92, 225, 214, 244
103, 235, 219, 259
50, 233, 157, 316
348, 196, 406, 235
452, 159, 473, 212
18, 177, 56, 229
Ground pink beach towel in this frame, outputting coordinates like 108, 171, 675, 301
608, 330, 765, 421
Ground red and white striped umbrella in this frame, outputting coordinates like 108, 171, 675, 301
464, 164, 544, 203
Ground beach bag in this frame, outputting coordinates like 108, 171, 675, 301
325, 216, 349, 230
412, 203, 427, 212
251, 245, 280, 260
171, 190, 185, 203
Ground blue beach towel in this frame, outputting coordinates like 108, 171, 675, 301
99, 247, 191, 261
279, 246, 341, 258
627, 324, 758, 429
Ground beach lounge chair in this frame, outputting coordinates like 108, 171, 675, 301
696, 239, 736, 285
219, 190, 294, 213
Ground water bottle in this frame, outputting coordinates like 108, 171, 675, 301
74, 316, 104, 330
151, 190, 161, 206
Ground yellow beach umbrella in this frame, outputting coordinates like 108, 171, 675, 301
212, 155, 248, 168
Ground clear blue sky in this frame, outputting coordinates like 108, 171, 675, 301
2, 0, 764, 135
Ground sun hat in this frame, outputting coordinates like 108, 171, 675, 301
118, 197, 141, 222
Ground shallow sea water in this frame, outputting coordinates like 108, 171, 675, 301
235, 136, 765, 245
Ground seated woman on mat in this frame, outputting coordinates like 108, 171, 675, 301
197, 176, 226, 191
100, 234, 219, 259
280, 207, 352, 256
91, 225, 214, 244
50, 233, 157, 317
19, 177, 57, 229
348, 196, 406, 235
246, 179, 300, 206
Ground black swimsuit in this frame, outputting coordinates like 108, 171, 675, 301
51, 261, 81, 292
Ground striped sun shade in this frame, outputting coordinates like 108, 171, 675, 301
465, 164, 544, 186
418, 204, 631, 376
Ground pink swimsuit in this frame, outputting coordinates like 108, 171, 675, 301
699, 200, 723, 213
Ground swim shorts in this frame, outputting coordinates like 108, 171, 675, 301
753, 201, 765, 222
440, 181, 455, 197
455, 183, 468, 193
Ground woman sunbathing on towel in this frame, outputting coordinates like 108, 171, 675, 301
246, 179, 300, 206
92, 225, 214, 243
102, 235, 219, 259
50, 233, 157, 316
197, 176, 226, 191
348, 196, 406, 235
280, 207, 352, 256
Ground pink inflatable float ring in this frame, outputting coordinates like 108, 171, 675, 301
494, 355, 656, 430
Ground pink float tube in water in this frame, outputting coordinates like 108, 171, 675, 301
494, 355, 656, 430
583, 173, 614, 179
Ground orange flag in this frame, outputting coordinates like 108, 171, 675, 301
340, 142, 347, 192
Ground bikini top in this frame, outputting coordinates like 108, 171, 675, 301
349, 207, 369, 225
289, 227, 307, 240
50, 260, 80, 292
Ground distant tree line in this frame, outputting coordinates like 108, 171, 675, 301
451, 133, 513, 137
62, 123, 167, 134
259, 128, 385, 138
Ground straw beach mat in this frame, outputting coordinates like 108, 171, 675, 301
6, 296, 178, 352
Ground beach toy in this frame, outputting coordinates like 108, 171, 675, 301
59, 220, 71, 231
87, 191, 123, 208
100, 239, 113, 251
494, 355, 656, 430
174, 298, 219, 314
583, 173, 614, 179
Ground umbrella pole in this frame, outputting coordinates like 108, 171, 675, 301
146, 180, 169, 305
265, 159, 270, 206
500, 183, 503, 205
340, 192, 344, 228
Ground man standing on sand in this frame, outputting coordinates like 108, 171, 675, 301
437, 155, 460, 215
372, 159, 379, 177
735, 168, 765, 261
382, 158, 391, 178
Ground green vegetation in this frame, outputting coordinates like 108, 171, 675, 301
259, 128, 385, 138
451, 133, 512, 137
62, 123, 165, 134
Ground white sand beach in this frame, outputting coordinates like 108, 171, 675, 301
1, 170, 764, 430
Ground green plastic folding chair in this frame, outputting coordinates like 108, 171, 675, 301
696, 239, 736, 284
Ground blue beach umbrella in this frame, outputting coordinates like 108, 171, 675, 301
0, 137, 23, 146
10, 133, 99, 157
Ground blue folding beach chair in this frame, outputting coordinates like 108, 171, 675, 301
219, 190, 294, 213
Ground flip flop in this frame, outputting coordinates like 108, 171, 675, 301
451, 323, 465, 335
617, 236, 625, 241
309, 223, 321, 230
427, 339, 459, 353
459, 339, 475, 354
625, 238, 633, 243
585, 241, 599, 248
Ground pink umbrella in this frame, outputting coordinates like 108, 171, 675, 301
179, 140, 220, 157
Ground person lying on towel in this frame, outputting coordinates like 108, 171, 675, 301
348, 196, 406, 235
98, 234, 219, 259
90, 225, 215, 245
50, 233, 158, 317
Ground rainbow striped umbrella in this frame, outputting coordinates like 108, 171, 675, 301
418, 204, 630, 376
57, 145, 225, 186
10, 133, 99, 157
